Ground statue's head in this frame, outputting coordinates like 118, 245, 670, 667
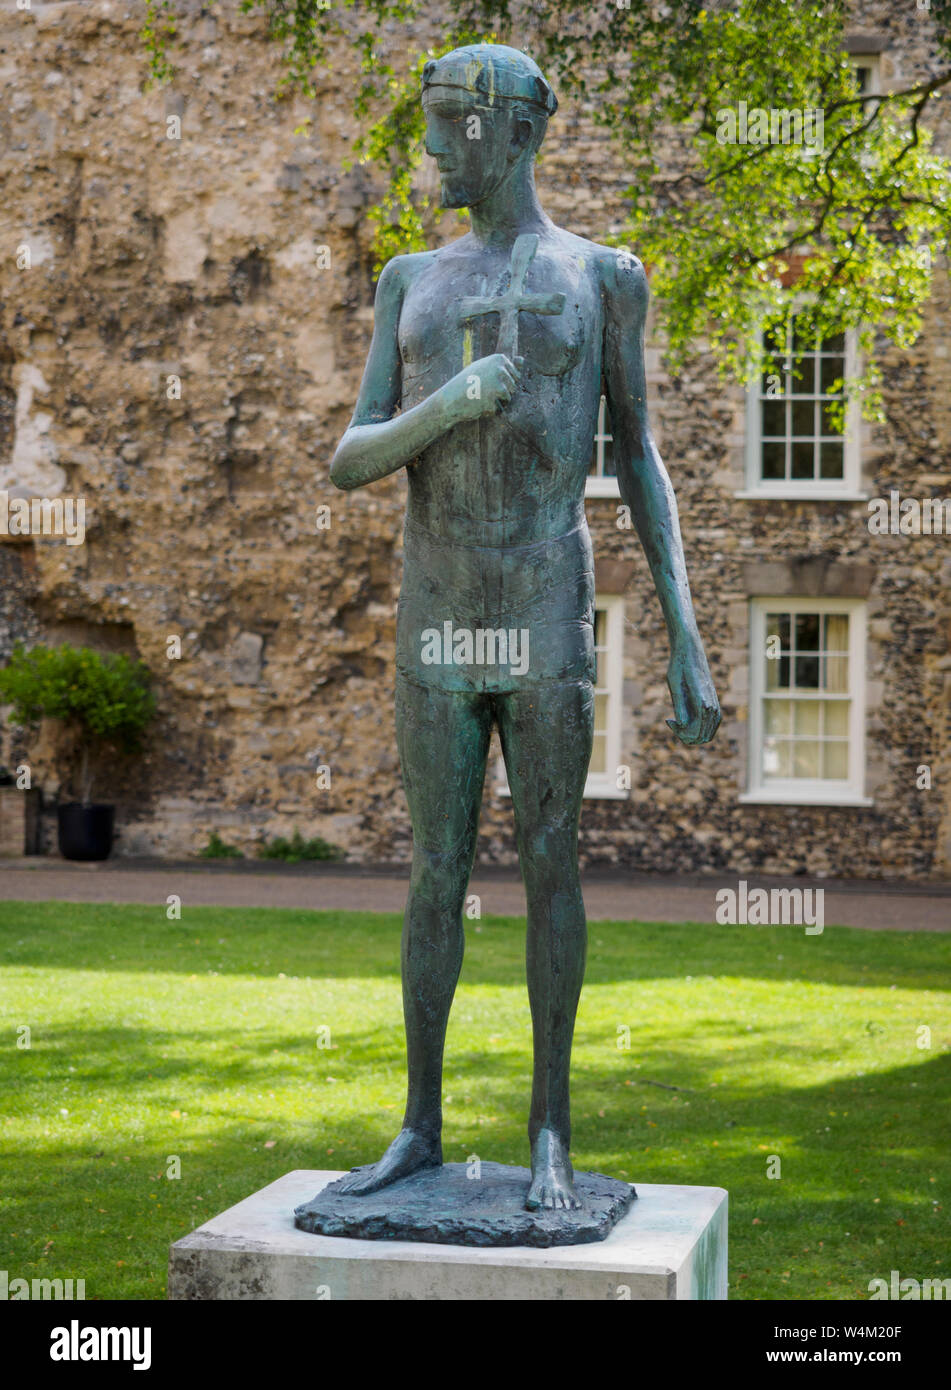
421, 43, 557, 209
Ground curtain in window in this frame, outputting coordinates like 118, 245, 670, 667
824, 613, 849, 693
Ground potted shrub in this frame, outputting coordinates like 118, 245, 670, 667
0, 642, 156, 860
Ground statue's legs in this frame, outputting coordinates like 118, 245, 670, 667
336, 673, 591, 1209
497, 678, 594, 1210
334, 675, 492, 1196
397, 677, 492, 1132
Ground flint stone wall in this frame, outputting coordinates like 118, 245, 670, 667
0, 0, 948, 878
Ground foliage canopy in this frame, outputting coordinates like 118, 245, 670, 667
145, 1, 951, 415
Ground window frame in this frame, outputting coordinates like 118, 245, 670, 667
850, 51, 882, 99
585, 394, 621, 499
741, 314, 865, 500
584, 593, 628, 798
740, 595, 873, 807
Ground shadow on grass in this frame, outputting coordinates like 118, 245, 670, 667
4, 1015, 948, 1167
1, 1047, 947, 1292
2, 987, 947, 1302
2, 900, 948, 1298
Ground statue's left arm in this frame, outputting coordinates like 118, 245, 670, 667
601, 250, 721, 746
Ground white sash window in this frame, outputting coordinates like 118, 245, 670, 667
742, 597, 872, 805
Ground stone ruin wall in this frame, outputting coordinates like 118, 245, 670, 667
0, 0, 948, 878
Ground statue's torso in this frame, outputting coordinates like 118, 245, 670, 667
398, 229, 605, 544
395, 227, 606, 691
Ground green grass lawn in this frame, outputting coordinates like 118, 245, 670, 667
0, 899, 948, 1300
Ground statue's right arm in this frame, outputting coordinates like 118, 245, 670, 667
329, 255, 519, 490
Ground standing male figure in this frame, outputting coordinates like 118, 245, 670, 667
330, 44, 720, 1211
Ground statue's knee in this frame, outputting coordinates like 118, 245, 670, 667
520, 828, 578, 891
410, 845, 468, 915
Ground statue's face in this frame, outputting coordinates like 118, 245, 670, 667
422, 84, 523, 210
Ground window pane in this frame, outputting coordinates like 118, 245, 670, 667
766, 655, 790, 691
825, 701, 849, 736
791, 399, 815, 436
795, 613, 821, 650
589, 732, 606, 775
820, 356, 844, 394
764, 322, 788, 358
823, 741, 849, 779
824, 654, 849, 692
762, 399, 785, 436
791, 441, 815, 479
794, 655, 820, 689
793, 741, 821, 778
790, 358, 815, 394
820, 400, 843, 434
822, 331, 846, 352
794, 700, 821, 734
823, 613, 849, 650
819, 443, 844, 479
791, 321, 817, 355
594, 692, 609, 735
766, 613, 791, 648
761, 441, 786, 479
592, 610, 606, 683
763, 739, 791, 778
764, 700, 792, 734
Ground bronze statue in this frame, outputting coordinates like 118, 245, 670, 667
325, 44, 719, 1216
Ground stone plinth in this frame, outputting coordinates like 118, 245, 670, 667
168, 1169, 727, 1300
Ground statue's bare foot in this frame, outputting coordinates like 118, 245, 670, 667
334, 1128, 442, 1196
526, 1127, 582, 1211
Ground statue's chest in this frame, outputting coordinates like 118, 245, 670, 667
398, 241, 593, 388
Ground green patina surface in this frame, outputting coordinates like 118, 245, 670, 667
327, 43, 719, 1217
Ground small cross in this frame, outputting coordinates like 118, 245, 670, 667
458, 233, 566, 359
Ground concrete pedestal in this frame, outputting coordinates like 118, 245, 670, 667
169, 1169, 727, 1300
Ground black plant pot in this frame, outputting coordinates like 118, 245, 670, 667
57, 803, 115, 861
